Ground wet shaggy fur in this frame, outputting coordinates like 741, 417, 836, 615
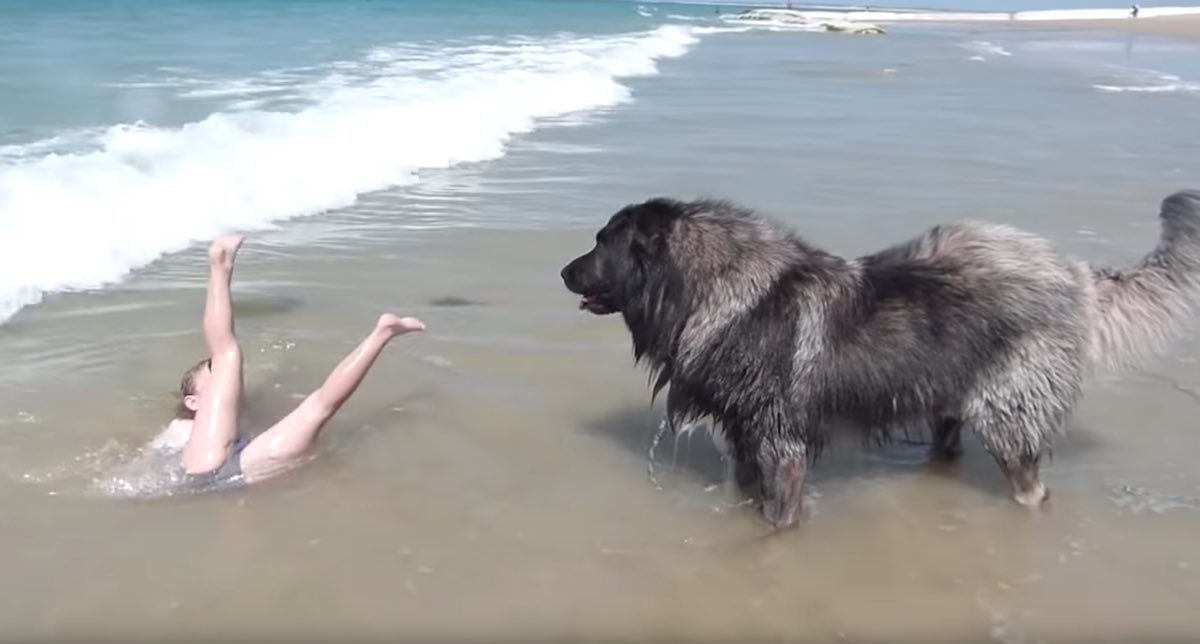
560, 190, 1200, 528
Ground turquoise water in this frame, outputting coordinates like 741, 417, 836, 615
1, 0, 1198, 322
0, 0, 649, 143
0, 0, 698, 319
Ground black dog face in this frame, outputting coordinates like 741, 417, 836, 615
560, 199, 680, 315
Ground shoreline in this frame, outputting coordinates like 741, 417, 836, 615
1033, 15, 1200, 43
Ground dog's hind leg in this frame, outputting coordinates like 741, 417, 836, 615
930, 416, 965, 462
999, 453, 1048, 507
758, 436, 808, 529
967, 396, 1069, 507
964, 347, 1081, 507
972, 418, 1049, 506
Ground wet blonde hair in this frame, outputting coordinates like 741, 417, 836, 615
175, 357, 212, 420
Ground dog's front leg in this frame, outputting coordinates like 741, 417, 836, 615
759, 437, 808, 529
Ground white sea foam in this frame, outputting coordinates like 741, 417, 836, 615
691, 25, 755, 35
1092, 66, 1200, 95
962, 40, 1014, 59
0, 25, 703, 323
0, 128, 108, 162
1093, 81, 1200, 93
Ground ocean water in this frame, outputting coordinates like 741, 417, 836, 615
0, 0, 699, 319
4, 0, 1200, 323
2, 0, 1200, 641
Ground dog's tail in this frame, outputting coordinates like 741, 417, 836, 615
1088, 190, 1200, 372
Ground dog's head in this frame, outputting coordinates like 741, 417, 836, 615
560, 198, 683, 315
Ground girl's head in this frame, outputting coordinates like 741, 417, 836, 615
175, 357, 212, 419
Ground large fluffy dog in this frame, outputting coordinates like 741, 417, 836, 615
561, 191, 1200, 528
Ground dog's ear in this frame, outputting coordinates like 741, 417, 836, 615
630, 198, 681, 256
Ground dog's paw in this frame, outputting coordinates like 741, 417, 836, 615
761, 499, 801, 530
1013, 482, 1050, 508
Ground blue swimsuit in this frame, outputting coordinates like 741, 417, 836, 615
181, 434, 250, 491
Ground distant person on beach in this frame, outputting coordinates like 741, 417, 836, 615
1131, 3, 1140, 17
152, 235, 424, 488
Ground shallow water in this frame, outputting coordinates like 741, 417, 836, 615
2, 2, 1200, 642
3, 223, 1199, 641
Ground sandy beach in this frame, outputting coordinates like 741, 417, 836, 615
1041, 14, 1200, 42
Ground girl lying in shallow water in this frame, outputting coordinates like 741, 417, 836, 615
151, 234, 424, 488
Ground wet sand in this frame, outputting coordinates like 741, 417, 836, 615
1037, 15, 1200, 43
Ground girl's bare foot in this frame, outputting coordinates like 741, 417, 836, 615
377, 313, 425, 337
208, 234, 245, 269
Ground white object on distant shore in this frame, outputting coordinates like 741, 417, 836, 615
822, 20, 886, 35
729, 9, 815, 24
728, 9, 885, 34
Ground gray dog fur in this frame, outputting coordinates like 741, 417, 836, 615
561, 190, 1200, 528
